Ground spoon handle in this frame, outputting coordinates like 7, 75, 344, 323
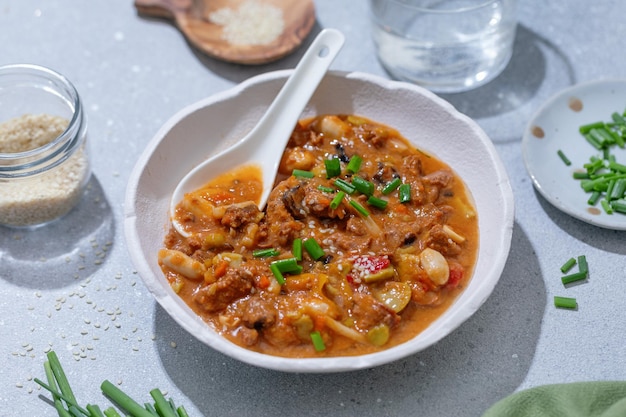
248, 28, 346, 150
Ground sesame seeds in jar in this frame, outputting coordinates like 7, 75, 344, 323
0, 64, 90, 227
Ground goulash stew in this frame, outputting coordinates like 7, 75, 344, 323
159, 115, 478, 357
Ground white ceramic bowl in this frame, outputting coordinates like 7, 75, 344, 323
124, 70, 514, 373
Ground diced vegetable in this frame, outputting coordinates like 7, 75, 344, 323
292, 169, 315, 178
398, 183, 411, 203
303, 238, 325, 260
324, 157, 341, 178
310, 330, 326, 351
554, 296, 577, 309
557, 149, 571, 166
382, 177, 402, 195
346, 154, 363, 173
560, 257, 577, 273
419, 248, 449, 285
366, 324, 390, 346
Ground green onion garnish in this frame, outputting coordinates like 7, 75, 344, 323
554, 296, 577, 309
587, 190, 601, 205
292, 169, 314, 178
303, 238, 325, 260
292, 238, 302, 261
561, 270, 587, 285
398, 183, 411, 203
252, 248, 280, 258
324, 158, 341, 178
317, 185, 335, 193
352, 176, 375, 195
310, 330, 326, 351
557, 149, 571, 166
334, 178, 356, 195
101, 380, 154, 417
579, 121, 604, 134
577, 255, 588, 274
382, 177, 402, 195
560, 257, 576, 273
367, 195, 388, 210
346, 155, 363, 173
269, 263, 285, 285
330, 191, 345, 210
271, 257, 301, 273
349, 199, 370, 217
612, 198, 626, 213
150, 389, 178, 417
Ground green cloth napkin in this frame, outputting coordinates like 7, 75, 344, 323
482, 381, 626, 417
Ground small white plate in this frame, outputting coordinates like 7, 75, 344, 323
522, 79, 626, 230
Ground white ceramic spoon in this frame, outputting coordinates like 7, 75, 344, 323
170, 28, 345, 236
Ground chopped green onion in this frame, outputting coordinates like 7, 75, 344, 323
554, 296, 577, 310
310, 330, 326, 351
610, 178, 626, 199
349, 199, 370, 217
398, 183, 411, 203
560, 257, 576, 273
145, 402, 159, 416
577, 255, 588, 274
177, 405, 190, 417
292, 169, 314, 178
579, 121, 604, 134
557, 149, 571, 166
48, 351, 78, 406
87, 404, 106, 417
324, 158, 341, 178
573, 171, 590, 180
587, 190, 601, 205
382, 177, 402, 195
271, 257, 301, 273
34, 377, 86, 416
101, 380, 154, 417
303, 238, 325, 260
269, 263, 285, 285
292, 238, 302, 261
252, 248, 280, 258
367, 195, 388, 210
561, 270, 587, 285
104, 408, 122, 417
346, 155, 363, 173
150, 388, 178, 417
330, 190, 345, 210
601, 199, 614, 214
612, 198, 626, 213
317, 185, 335, 193
333, 178, 356, 195
352, 176, 375, 195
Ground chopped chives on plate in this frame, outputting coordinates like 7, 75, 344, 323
292, 169, 314, 178
554, 296, 577, 310
557, 149, 571, 166
560, 257, 576, 273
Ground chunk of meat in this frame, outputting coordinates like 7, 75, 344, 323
426, 224, 462, 256
221, 202, 264, 229
351, 291, 399, 331
240, 297, 276, 330
194, 268, 253, 312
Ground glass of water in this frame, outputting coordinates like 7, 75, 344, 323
369, 0, 517, 93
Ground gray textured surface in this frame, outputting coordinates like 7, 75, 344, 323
1, 1, 625, 416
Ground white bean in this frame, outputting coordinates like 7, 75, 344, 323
419, 248, 449, 285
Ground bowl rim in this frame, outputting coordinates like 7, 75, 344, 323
124, 69, 515, 373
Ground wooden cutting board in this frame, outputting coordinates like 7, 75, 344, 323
135, 0, 316, 65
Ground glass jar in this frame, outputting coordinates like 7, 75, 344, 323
0, 64, 91, 227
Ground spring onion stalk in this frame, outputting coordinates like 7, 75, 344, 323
561, 271, 587, 285
87, 404, 106, 417
303, 238, 325, 260
252, 248, 280, 258
346, 155, 362, 173
560, 257, 577, 273
367, 195, 388, 210
612, 198, 626, 213
34, 378, 87, 416
292, 169, 314, 178
577, 255, 588, 274
292, 238, 302, 261
330, 191, 345, 210
382, 177, 402, 195
269, 263, 285, 285
333, 178, 356, 195
351, 176, 375, 195
587, 190, 601, 205
324, 158, 341, 178
554, 296, 578, 309
398, 183, 411, 203
177, 405, 190, 417
43, 360, 72, 417
349, 199, 370, 217
310, 331, 326, 351
48, 351, 78, 406
145, 402, 159, 416
573, 171, 590, 180
271, 257, 301, 273
579, 121, 605, 134
601, 199, 614, 214
101, 380, 155, 417
103, 408, 122, 417
317, 185, 335, 193
557, 150, 571, 166
150, 389, 178, 417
